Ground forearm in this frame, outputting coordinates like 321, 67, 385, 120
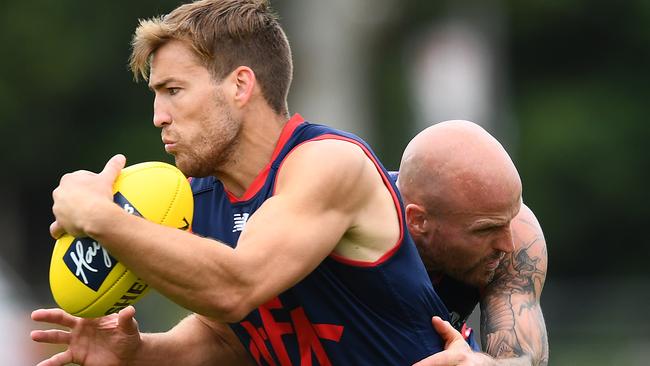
480, 304, 548, 366
480, 279, 549, 366
86, 204, 249, 320
133, 314, 251, 366
84, 145, 363, 322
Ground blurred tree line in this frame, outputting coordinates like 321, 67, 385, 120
369, 0, 650, 280
1, 1, 180, 294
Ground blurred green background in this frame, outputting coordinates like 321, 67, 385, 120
1, 0, 648, 364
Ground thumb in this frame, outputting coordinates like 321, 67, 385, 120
100, 154, 126, 182
117, 306, 139, 335
412, 352, 451, 366
431, 316, 464, 346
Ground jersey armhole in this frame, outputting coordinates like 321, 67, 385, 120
272, 134, 405, 268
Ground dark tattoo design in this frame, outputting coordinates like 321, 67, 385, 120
480, 212, 549, 365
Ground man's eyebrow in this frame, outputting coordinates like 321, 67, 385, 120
470, 219, 507, 230
148, 77, 180, 91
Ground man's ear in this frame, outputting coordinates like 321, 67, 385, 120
229, 66, 256, 108
405, 204, 429, 237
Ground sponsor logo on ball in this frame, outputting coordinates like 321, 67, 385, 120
62, 192, 142, 291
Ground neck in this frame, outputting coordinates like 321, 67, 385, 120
216, 111, 289, 197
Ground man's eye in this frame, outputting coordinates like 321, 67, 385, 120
475, 227, 495, 234
168, 87, 180, 95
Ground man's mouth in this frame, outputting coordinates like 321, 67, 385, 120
485, 259, 500, 271
162, 138, 177, 152
484, 253, 504, 271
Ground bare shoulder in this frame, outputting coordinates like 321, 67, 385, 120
512, 204, 546, 259
275, 138, 379, 207
280, 138, 370, 172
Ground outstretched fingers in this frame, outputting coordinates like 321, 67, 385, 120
31, 329, 71, 345
32, 308, 78, 328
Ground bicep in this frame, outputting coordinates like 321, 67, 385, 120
233, 140, 369, 310
479, 205, 549, 365
234, 192, 352, 305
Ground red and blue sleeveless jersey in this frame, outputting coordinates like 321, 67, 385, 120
428, 273, 481, 351
190, 115, 448, 365
388, 171, 481, 351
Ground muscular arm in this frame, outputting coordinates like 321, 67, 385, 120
60, 140, 395, 322
479, 204, 549, 365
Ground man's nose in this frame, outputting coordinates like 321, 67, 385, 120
494, 226, 515, 254
153, 95, 172, 127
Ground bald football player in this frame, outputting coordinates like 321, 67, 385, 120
399, 121, 549, 366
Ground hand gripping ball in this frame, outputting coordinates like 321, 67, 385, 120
49, 161, 193, 318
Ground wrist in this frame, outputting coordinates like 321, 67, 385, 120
85, 200, 126, 240
127, 332, 158, 366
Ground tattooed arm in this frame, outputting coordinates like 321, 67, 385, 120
479, 203, 549, 365
411, 204, 548, 366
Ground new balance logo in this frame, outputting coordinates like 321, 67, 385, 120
233, 213, 250, 232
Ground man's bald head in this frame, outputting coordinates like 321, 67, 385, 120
398, 120, 522, 285
398, 120, 521, 216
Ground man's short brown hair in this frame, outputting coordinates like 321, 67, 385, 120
130, 0, 292, 115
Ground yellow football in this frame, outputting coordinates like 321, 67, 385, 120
49, 161, 193, 318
